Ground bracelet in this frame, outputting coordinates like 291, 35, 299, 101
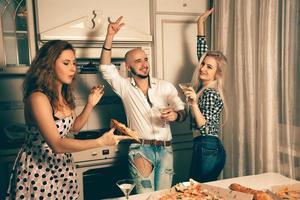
102, 46, 111, 51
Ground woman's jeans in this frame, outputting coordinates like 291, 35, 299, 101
190, 135, 226, 182
128, 144, 174, 194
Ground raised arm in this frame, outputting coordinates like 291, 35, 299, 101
197, 8, 214, 60
71, 85, 104, 132
100, 16, 124, 65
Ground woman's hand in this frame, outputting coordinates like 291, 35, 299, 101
107, 16, 125, 36
197, 8, 214, 36
183, 87, 198, 106
96, 128, 131, 146
87, 85, 104, 107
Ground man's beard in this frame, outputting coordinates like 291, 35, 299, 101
129, 66, 149, 79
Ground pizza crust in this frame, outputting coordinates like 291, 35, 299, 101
111, 119, 140, 143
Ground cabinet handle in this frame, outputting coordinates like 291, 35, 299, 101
183, 3, 187, 7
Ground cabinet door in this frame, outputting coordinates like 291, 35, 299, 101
156, 0, 208, 14
0, 0, 35, 71
155, 14, 205, 138
155, 14, 199, 86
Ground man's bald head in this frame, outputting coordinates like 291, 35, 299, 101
125, 48, 144, 63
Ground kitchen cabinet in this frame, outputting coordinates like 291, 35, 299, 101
0, 0, 36, 74
35, 0, 151, 42
156, 0, 208, 13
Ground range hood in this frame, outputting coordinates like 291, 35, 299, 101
35, 0, 152, 43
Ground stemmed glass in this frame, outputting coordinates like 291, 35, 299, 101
179, 82, 193, 110
151, 106, 168, 128
116, 179, 136, 200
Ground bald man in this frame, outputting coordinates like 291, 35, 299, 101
99, 17, 186, 194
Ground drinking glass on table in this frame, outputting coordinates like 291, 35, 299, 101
116, 179, 136, 200
179, 82, 193, 110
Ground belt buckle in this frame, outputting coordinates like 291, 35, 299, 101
163, 141, 167, 147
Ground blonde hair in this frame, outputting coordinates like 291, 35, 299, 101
191, 51, 228, 122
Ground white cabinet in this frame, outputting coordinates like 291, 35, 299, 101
0, 0, 36, 74
35, 0, 152, 42
154, 14, 199, 84
156, 0, 208, 13
153, 0, 208, 84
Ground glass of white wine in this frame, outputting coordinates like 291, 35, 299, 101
179, 82, 193, 110
116, 179, 135, 200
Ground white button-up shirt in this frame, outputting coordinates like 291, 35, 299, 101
99, 64, 185, 141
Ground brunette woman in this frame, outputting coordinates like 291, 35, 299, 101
6, 40, 129, 199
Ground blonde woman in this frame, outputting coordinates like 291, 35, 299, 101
182, 8, 228, 182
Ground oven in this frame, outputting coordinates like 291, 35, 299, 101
73, 129, 132, 200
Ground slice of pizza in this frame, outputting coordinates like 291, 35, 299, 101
111, 119, 140, 143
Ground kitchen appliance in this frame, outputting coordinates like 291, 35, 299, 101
73, 129, 132, 200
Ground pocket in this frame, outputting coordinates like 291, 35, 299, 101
201, 141, 218, 156
129, 143, 141, 150
201, 146, 218, 157
165, 146, 173, 154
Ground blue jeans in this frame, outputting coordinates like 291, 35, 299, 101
190, 135, 226, 182
128, 144, 174, 194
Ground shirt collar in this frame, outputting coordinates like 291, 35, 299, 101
130, 76, 157, 88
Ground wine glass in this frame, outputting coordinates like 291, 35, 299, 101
158, 107, 168, 127
116, 179, 136, 200
179, 82, 193, 110
150, 106, 168, 128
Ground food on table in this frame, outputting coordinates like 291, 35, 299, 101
275, 187, 300, 200
229, 183, 273, 200
159, 179, 224, 200
111, 119, 140, 142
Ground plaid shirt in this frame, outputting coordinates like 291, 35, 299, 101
191, 36, 224, 137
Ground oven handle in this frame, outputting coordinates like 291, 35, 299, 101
75, 160, 125, 169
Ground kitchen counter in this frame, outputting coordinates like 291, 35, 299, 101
105, 172, 299, 200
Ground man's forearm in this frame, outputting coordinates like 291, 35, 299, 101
100, 34, 114, 65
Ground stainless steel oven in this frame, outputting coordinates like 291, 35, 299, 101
73, 130, 131, 200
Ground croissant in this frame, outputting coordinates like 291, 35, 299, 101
229, 183, 273, 200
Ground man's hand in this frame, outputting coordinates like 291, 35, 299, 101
107, 16, 125, 36
160, 107, 178, 122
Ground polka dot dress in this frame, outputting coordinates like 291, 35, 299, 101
6, 115, 79, 200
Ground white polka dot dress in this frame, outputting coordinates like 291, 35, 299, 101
6, 115, 79, 200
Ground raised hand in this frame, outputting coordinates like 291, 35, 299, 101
107, 16, 125, 36
87, 85, 104, 107
183, 87, 197, 106
197, 8, 214, 36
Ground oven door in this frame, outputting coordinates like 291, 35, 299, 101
76, 158, 130, 200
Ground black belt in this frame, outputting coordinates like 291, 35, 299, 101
139, 139, 171, 147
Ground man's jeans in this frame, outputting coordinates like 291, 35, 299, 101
128, 144, 174, 194
190, 135, 226, 182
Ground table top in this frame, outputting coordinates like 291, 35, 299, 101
206, 172, 299, 190
105, 172, 299, 200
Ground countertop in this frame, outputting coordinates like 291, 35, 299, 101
105, 172, 299, 200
